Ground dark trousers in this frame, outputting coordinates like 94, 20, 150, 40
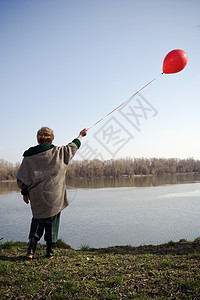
29, 212, 61, 243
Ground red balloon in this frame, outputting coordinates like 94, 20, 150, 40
162, 49, 188, 74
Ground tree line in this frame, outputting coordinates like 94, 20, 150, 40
0, 159, 20, 181
66, 157, 200, 178
1, 157, 200, 181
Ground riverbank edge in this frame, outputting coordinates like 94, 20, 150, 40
1, 236, 200, 254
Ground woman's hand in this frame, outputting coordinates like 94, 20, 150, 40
23, 195, 30, 204
79, 128, 87, 138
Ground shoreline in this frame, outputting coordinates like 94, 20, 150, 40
0, 179, 17, 183
1, 172, 200, 182
1, 236, 200, 251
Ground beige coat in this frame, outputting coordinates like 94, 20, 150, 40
17, 142, 79, 219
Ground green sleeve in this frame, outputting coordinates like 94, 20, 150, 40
72, 138, 81, 149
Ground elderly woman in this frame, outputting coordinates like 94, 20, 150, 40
17, 126, 87, 259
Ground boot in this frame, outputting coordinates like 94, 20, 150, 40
46, 243, 54, 259
26, 237, 37, 260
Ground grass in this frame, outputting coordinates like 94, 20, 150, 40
1, 238, 200, 299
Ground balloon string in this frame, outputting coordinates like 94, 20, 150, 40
87, 72, 163, 131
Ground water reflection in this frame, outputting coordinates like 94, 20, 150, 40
0, 181, 19, 194
67, 173, 200, 189
1, 174, 200, 194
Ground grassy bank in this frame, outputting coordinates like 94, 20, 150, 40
1, 239, 200, 299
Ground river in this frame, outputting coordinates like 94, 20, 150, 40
1, 174, 200, 249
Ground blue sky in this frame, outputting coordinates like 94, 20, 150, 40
0, 0, 200, 163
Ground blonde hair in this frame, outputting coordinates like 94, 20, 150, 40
37, 127, 54, 144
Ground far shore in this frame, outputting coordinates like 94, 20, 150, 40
1, 172, 200, 183
0, 179, 17, 183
